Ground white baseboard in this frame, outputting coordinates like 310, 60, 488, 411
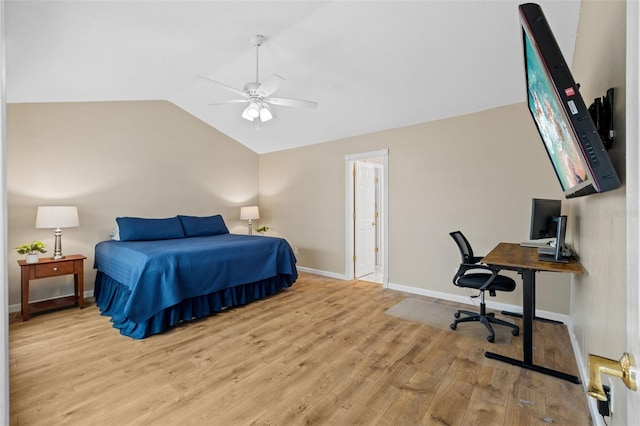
387, 281, 570, 324
8, 290, 95, 313
295, 267, 571, 324
566, 323, 604, 426
296, 266, 349, 281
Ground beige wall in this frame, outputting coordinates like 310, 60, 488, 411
260, 102, 574, 313
567, 1, 628, 424
7, 100, 259, 306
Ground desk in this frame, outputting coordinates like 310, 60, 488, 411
482, 243, 584, 383
18, 254, 86, 321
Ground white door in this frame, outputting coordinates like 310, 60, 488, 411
354, 161, 376, 278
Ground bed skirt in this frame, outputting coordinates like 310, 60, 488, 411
94, 271, 295, 339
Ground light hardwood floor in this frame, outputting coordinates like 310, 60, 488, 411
9, 272, 593, 425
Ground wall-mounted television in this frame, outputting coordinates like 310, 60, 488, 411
519, 3, 621, 198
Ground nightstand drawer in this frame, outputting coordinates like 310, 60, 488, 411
33, 261, 74, 278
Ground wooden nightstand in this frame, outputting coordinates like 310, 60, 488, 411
17, 254, 87, 321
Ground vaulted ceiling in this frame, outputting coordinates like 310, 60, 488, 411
6, 1, 581, 154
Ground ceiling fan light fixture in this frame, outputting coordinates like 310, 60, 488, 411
203, 34, 317, 124
260, 103, 274, 122
241, 106, 255, 121
242, 102, 261, 121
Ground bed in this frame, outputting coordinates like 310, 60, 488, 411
93, 215, 297, 338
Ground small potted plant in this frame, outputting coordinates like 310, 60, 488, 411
16, 240, 47, 264
256, 226, 269, 235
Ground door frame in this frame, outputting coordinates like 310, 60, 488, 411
1, 1, 8, 422
626, 0, 639, 417
345, 149, 389, 287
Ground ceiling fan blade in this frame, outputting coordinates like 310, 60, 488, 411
257, 74, 285, 97
198, 75, 248, 98
266, 97, 318, 109
207, 99, 250, 106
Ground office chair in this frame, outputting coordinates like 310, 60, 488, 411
449, 231, 519, 343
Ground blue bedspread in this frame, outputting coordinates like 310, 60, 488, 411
94, 234, 297, 325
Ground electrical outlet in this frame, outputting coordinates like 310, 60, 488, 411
608, 377, 615, 416
597, 385, 611, 417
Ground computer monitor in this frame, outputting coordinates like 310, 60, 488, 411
529, 198, 562, 240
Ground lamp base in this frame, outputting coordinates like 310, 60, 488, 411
53, 228, 65, 259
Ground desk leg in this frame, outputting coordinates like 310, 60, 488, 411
485, 269, 580, 384
523, 269, 534, 364
500, 271, 563, 324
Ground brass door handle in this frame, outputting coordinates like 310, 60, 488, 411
588, 352, 638, 401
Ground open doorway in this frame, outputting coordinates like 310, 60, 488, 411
345, 149, 388, 287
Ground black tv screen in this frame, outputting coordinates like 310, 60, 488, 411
519, 3, 621, 198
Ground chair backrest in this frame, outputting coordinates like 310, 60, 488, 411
450, 231, 475, 264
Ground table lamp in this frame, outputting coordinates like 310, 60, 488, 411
35, 206, 80, 259
240, 206, 260, 235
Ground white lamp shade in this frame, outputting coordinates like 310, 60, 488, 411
247, 104, 260, 118
242, 103, 261, 121
241, 107, 255, 122
240, 206, 260, 221
35, 206, 80, 229
260, 104, 274, 122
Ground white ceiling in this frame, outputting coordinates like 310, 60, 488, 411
6, 1, 581, 154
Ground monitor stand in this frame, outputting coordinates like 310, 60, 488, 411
537, 215, 569, 263
538, 253, 570, 264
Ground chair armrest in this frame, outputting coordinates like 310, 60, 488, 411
454, 262, 499, 290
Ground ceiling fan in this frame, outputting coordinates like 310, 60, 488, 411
200, 35, 318, 123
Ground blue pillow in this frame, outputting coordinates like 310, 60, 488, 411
178, 214, 229, 237
116, 216, 186, 241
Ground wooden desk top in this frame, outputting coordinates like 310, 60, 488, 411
482, 242, 585, 275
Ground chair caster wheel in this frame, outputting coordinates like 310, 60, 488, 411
450, 323, 457, 330
487, 335, 495, 343
512, 329, 519, 336
454, 312, 460, 319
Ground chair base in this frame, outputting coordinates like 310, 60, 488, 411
450, 308, 520, 343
